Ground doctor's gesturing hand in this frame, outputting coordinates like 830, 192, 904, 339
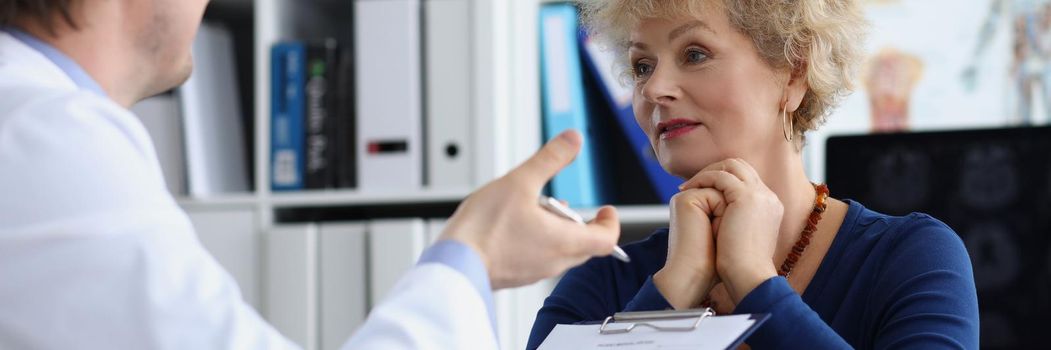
439, 130, 622, 289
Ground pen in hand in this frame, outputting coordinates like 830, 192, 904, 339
539, 196, 631, 263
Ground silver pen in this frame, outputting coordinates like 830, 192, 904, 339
539, 196, 631, 263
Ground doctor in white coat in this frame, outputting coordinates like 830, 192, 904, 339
0, 1, 622, 349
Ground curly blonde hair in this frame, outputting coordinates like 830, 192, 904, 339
580, 0, 868, 143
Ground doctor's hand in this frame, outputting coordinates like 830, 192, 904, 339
438, 130, 621, 290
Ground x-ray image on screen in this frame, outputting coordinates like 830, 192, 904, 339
867, 147, 931, 212
826, 126, 1051, 349
959, 144, 1019, 210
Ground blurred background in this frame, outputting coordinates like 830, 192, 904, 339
133, 0, 1049, 348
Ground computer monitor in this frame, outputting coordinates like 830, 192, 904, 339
826, 126, 1051, 349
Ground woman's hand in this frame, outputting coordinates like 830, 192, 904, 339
653, 187, 725, 309
680, 158, 783, 304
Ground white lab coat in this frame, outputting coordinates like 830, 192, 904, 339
0, 32, 498, 350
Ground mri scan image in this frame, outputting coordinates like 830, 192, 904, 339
964, 222, 1020, 291
959, 144, 1019, 210
868, 147, 930, 213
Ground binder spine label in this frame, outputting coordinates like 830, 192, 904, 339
271, 43, 306, 191
305, 42, 339, 189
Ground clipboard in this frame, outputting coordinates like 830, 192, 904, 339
539, 308, 770, 350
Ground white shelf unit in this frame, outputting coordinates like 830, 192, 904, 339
252, 0, 530, 210
171, 1, 672, 349
244, 0, 673, 222
579, 205, 670, 225
176, 193, 260, 210
268, 187, 472, 208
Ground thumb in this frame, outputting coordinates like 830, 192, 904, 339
581, 205, 621, 256
508, 130, 582, 192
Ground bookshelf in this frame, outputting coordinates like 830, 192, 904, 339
245, 0, 673, 221
176, 194, 260, 210
159, 0, 675, 349
268, 188, 472, 208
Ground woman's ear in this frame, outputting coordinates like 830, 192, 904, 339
784, 63, 808, 113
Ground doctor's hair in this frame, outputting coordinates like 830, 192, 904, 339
0, 0, 78, 34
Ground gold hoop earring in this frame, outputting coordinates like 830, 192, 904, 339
782, 105, 794, 142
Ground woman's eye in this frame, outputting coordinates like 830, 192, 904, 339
633, 62, 654, 78
685, 49, 708, 64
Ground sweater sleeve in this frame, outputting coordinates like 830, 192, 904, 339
622, 276, 674, 312
733, 277, 853, 349
734, 215, 979, 349
869, 216, 979, 349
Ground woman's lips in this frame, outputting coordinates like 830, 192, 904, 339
657, 119, 703, 140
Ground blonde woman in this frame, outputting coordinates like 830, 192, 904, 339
528, 1, 979, 349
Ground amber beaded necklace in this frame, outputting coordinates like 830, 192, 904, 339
779, 183, 829, 278
701, 183, 829, 309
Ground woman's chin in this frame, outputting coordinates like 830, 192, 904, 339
656, 140, 725, 179
660, 154, 725, 180
660, 161, 702, 180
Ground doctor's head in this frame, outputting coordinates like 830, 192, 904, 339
581, 0, 866, 179
1, 0, 210, 105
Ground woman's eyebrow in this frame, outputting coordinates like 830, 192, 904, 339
668, 20, 714, 42
629, 20, 713, 51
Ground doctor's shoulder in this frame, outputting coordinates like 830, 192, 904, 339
0, 84, 127, 120
0, 85, 148, 148
0, 85, 170, 223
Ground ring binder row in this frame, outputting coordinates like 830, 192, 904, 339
598, 308, 716, 335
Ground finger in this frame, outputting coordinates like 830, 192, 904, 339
559, 199, 569, 207
678, 188, 727, 217
680, 159, 732, 190
712, 216, 723, 239
507, 130, 583, 193
680, 158, 755, 190
579, 205, 621, 256
683, 171, 747, 202
726, 158, 761, 183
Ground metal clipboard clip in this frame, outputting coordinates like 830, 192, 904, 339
598, 308, 715, 335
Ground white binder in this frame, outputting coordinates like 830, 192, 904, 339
424, 218, 447, 244
178, 22, 249, 196
184, 207, 261, 309
130, 94, 186, 196
424, 0, 473, 189
265, 224, 319, 350
354, 0, 424, 190
318, 222, 368, 350
367, 218, 428, 308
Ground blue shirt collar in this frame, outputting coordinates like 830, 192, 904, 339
2, 27, 107, 96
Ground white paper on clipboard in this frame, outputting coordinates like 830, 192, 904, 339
538, 311, 768, 350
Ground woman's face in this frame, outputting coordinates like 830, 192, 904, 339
628, 8, 793, 179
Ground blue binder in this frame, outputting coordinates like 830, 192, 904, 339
578, 33, 681, 203
539, 4, 601, 208
271, 42, 307, 191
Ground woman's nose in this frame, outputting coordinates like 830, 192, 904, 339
641, 66, 681, 105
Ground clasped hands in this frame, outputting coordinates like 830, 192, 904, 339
654, 158, 785, 310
